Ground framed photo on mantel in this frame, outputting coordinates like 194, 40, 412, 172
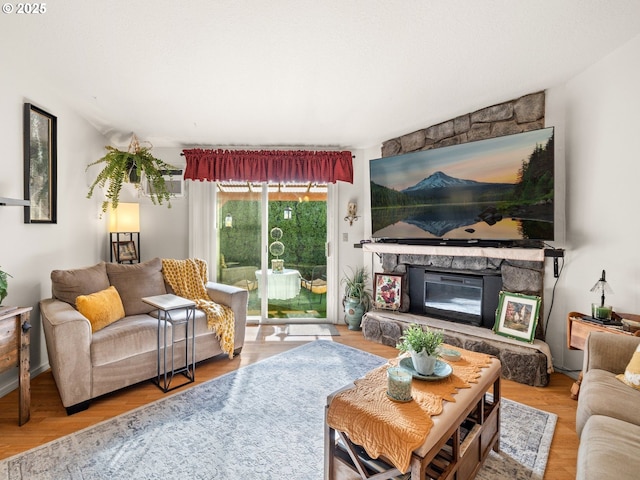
23, 103, 57, 224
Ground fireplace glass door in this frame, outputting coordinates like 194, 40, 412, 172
424, 273, 483, 325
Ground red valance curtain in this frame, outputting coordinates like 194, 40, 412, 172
182, 149, 353, 184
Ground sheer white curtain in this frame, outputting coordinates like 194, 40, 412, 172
187, 180, 217, 277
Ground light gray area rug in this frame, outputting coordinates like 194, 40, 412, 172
477, 398, 557, 480
0, 341, 556, 480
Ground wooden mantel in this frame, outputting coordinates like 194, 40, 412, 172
362, 242, 545, 262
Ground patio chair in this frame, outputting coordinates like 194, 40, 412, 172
301, 265, 327, 305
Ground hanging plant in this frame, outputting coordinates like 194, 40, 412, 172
86, 134, 179, 214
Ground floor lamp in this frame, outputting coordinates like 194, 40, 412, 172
109, 203, 140, 263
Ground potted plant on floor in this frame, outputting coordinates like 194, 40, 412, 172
396, 324, 444, 375
341, 266, 373, 330
86, 134, 178, 215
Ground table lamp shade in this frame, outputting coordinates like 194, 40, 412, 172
109, 203, 140, 232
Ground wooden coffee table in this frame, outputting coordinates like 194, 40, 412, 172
324, 356, 501, 480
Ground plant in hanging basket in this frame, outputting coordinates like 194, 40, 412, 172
86, 135, 179, 214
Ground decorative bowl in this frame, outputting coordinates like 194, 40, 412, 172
439, 348, 461, 362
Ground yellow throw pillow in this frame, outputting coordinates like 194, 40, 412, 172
76, 286, 125, 333
616, 343, 640, 390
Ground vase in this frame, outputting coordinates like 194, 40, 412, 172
409, 350, 437, 375
344, 297, 365, 330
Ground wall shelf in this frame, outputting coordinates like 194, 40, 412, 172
0, 197, 30, 207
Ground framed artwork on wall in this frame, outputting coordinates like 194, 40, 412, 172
494, 291, 541, 343
373, 273, 404, 311
23, 103, 57, 224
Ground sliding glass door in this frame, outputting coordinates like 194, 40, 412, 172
216, 182, 329, 324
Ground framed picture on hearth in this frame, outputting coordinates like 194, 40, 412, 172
494, 291, 541, 343
374, 273, 404, 311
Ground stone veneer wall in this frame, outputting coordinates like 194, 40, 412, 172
381, 91, 545, 157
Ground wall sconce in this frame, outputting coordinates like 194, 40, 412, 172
224, 213, 233, 228
284, 207, 292, 220
344, 202, 359, 226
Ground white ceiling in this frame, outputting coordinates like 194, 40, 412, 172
4, 0, 640, 149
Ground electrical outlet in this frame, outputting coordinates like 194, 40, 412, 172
342, 233, 348, 242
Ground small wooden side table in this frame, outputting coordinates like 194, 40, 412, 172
0, 306, 32, 425
567, 311, 638, 399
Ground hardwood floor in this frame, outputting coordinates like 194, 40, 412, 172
0, 324, 578, 478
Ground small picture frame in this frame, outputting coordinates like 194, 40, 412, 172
112, 241, 138, 262
494, 291, 541, 343
374, 273, 404, 311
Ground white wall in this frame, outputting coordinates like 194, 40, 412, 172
555, 33, 640, 373
0, 64, 107, 394
136, 147, 189, 261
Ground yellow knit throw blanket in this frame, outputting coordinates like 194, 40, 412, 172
161, 258, 235, 358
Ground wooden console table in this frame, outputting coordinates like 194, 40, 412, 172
0, 306, 32, 425
567, 311, 638, 399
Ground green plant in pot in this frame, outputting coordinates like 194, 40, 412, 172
86, 134, 179, 215
0, 266, 12, 306
341, 266, 373, 330
396, 324, 444, 375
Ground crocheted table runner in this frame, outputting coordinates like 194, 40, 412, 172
326, 346, 492, 473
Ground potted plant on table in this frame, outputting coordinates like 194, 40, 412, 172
341, 266, 373, 330
396, 324, 444, 375
86, 134, 178, 215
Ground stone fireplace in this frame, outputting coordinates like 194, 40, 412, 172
360, 90, 553, 386
361, 243, 551, 386
381, 247, 545, 337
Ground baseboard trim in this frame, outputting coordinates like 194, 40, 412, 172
0, 363, 50, 398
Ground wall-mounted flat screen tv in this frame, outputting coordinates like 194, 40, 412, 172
369, 127, 555, 244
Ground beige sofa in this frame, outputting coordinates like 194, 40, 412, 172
40, 258, 248, 414
576, 332, 640, 479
